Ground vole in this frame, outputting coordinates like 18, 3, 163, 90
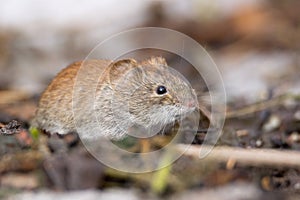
32, 57, 198, 140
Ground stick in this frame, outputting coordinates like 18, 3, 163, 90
177, 144, 300, 168
226, 94, 300, 119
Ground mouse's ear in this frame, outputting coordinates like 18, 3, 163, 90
142, 56, 168, 67
107, 59, 138, 84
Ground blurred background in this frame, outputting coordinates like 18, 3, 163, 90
0, 1, 300, 198
0, 0, 299, 101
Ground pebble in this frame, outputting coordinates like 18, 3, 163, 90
262, 115, 281, 132
287, 132, 300, 143
294, 110, 300, 121
294, 182, 300, 190
255, 139, 263, 147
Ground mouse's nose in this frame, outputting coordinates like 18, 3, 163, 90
184, 98, 197, 108
187, 101, 196, 108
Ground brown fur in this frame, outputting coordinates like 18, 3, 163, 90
32, 57, 198, 140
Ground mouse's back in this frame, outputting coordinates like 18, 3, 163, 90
32, 60, 112, 135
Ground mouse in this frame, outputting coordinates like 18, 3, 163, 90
31, 57, 199, 140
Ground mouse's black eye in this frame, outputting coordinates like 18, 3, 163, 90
156, 85, 167, 95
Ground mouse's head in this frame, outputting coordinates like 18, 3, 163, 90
109, 57, 198, 133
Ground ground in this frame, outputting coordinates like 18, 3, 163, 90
0, 0, 300, 199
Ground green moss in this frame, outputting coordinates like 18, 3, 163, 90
29, 127, 40, 140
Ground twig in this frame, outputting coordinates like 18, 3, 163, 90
177, 144, 300, 168
226, 94, 300, 119
0, 90, 30, 105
